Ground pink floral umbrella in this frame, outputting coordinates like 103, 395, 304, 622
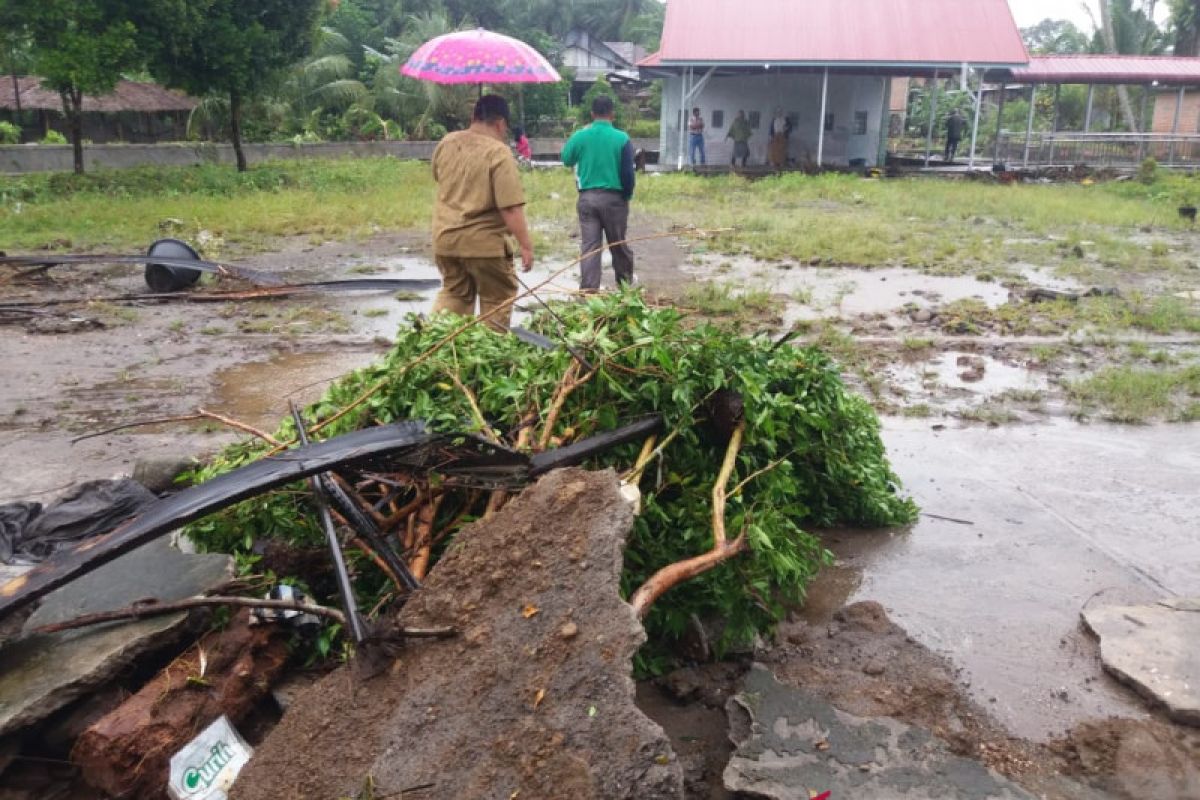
401, 28, 562, 85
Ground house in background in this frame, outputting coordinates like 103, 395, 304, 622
638, 0, 1028, 169
561, 30, 647, 102
0, 77, 195, 143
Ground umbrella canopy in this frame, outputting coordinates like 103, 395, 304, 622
401, 28, 562, 85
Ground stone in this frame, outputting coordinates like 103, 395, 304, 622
0, 538, 233, 736
231, 469, 683, 800
723, 664, 1034, 799
912, 309, 934, 323
131, 455, 196, 494
1082, 598, 1200, 726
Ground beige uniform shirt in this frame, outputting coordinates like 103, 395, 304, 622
431, 130, 526, 258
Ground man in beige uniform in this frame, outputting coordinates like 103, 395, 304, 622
431, 94, 534, 331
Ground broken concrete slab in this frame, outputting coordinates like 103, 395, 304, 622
724, 664, 1034, 800
1082, 598, 1200, 727
232, 467, 683, 800
0, 538, 233, 736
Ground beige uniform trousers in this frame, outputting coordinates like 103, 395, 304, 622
432, 255, 519, 332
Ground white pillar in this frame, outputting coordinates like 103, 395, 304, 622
1023, 84, 1037, 167
1048, 83, 1061, 165
677, 68, 689, 170
1170, 85, 1184, 164
1084, 84, 1095, 132
817, 67, 829, 167
967, 68, 982, 169
924, 70, 939, 166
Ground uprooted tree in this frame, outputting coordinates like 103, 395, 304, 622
186, 291, 917, 657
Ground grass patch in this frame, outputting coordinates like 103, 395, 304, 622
4, 158, 1200, 282
682, 283, 777, 317
901, 403, 934, 418
361, 308, 389, 318
1069, 365, 1200, 423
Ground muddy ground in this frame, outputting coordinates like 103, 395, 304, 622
1, 222, 1198, 798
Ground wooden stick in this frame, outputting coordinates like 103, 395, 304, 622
445, 369, 500, 444
409, 494, 445, 581
71, 407, 280, 446
28, 595, 347, 634
629, 421, 748, 617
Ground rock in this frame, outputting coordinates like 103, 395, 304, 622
863, 660, 887, 676
660, 667, 703, 703
912, 309, 934, 323
1082, 598, 1200, 726
0, 539, 233, 737
131, 455, 196, 494
559, 621, 579, 639
231, 469, 684, 800
723, 665, 1034, 799
957, 355, 987, 383
833, 601, 892, 635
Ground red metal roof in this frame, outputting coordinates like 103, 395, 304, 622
1007, 55, 1200, 85
645, 0, 1028, 68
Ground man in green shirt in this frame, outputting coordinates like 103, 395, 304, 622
727, 109, 752, 168
561, 95, 636, 290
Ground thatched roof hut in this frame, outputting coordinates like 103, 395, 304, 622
0, 77, 197, 143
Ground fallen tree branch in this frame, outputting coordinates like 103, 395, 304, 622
630, 421, 748, 617
71, 407, 280, 446
296, 230, 725, 447
28, 595, 347, 634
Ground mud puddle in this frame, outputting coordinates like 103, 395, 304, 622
211, 348, 386, 432
816, 417, 1200, 742
682, 254, 1020, 319
887, 350, 1051, 413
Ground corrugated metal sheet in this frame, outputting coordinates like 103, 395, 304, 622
648, 0, 1028, 67
1009, 55, 1200, 85
0, 77, 196, 113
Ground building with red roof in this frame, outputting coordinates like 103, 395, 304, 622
639, 0, 1200, 170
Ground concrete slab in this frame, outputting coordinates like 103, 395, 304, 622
831, 419, 1200, 740
1082, 598, 1200, 726
0, 538, 233, 736
724, 664, 1034, 800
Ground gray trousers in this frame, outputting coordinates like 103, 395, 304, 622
577, 189, 634, 289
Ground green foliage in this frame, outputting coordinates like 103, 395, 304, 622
1021, 18, 1091, 54
1069, 364, 1200, 422
40, 130, 68, 145
0, 121, 19, 145
185, 292, 916, 653
625, 118, 661, 139
1138, 156, 1160, 184
577, 75, 626, 129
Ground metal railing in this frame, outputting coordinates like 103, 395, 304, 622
995, 132, 1200, 168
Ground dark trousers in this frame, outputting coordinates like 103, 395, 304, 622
578, 189, 634, 289
945, 136, 961, 162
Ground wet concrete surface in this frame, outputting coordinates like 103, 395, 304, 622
820, 418, 1200, 741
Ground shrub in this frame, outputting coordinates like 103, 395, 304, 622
0, 121, 19, 145
41, 130, 68, 145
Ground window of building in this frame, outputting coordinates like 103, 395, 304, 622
748, 111, 762, 129
824, 113, 835, 132
854, 111, 869, 135
712, 109, 725, 128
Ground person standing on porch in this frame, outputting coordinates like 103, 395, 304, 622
727, 109, 752, 167
688, 107, 706, 165
562, 95, 637, 291
768, 108, 792, 168
944, 109, 966, 163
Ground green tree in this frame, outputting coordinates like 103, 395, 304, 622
9, 0, 141, 173
1169, 0, 1200, 54
578, 75, 626, 129
1021, 18, 1091, 53
138, 0, 326, 171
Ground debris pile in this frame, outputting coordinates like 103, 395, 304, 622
187, 291, 917, 652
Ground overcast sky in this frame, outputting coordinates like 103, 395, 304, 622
1006, 0, 1169, 32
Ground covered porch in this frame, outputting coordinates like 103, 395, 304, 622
986, 56, 1200, 169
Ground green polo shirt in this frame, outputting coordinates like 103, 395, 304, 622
561, 120, 629, 193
